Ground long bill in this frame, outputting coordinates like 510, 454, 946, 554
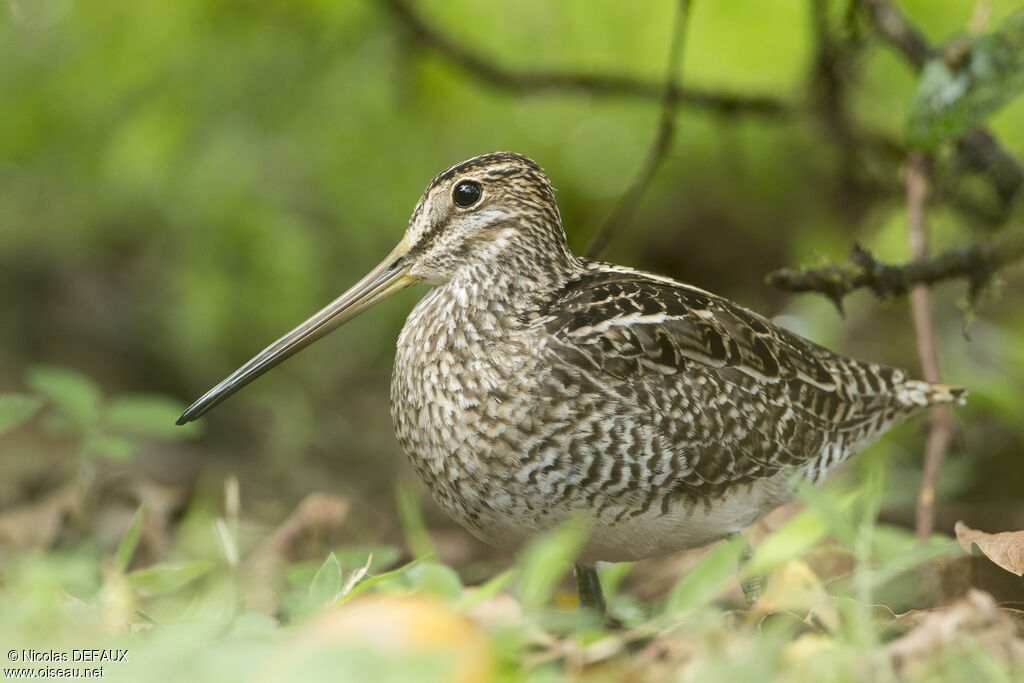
176, 240, 420, 425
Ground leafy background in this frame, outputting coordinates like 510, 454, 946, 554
1, 0, 1023, 680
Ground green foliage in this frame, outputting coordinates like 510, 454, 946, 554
332, 545, 401, 573
515, 515, 589, 609
27, 366, 103, 432
907, 9, 1024, 149
306, 552, 343, 610
113, 504, 147, 573
0, 393, 42, 435
105, 395, 197, 438
395, 480, 436, 560
6, 365, 199, 466
746, 508, 830, 576
456, 568, 516, 610
404, 562, 464, 601
0, 469, 1017, 682
126, 561, 216, 596
665, 535, 747, 614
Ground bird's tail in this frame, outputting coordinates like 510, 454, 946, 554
894, 380, 968, 409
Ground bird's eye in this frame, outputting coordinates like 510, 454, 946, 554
452, 180, 482, 208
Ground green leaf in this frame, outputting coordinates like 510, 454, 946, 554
598, 561, 634, 600
230, 612, 279, 637
0, 394, 42, 435
795, 481, 858, 550
85, 434, 135, 461
113, 504, 146, 573
907, 9, 1024, 149
308, 552, 342, 609
332, 545, 401, 572
395, 480, 435, 559
745, 509, 829, 576
404, 562, 463, 600
665, 537, 747, 614
516, 515, 589, 609
105, 394, 199, 438
336, 556, 428, 605
27, 365, 102, 431
457, 568, 517, 610
186, 572, 238, 623
126, 560, 215, 595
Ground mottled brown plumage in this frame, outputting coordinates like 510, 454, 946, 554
179, 152, 965, 607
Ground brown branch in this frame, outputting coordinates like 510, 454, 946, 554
905, 152, 952, 542
853, 0, 1023, 204
383, 0, 787, 118
586, 0, 691, 259
854, 0, 935, 68
766, 228, 1024, 310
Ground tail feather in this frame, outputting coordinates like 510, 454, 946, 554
895, 380, 967, 409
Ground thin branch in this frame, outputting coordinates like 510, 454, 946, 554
383, 0, 786, 118
905, 152, 952, 542
586, 0, 691, 259
853, 0, 1023, 204
854, 0, 935, 68
765, 229, 1024, 311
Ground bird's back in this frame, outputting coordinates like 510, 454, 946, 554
539, 260, 965, 488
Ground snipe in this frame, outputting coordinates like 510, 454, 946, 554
178, 152, 965, 615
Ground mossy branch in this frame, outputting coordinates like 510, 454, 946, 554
766, 230, 1024, 312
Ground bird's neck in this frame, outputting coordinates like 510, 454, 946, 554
446, 239, 585, 319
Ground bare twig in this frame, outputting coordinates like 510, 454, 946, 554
853, 0, 1023, 204
586, 0, 691, 258
383, 0, 785, 118
854, 0, 935, 68
810, 0, 856, 172
905, 152, 953, 541
765, 229, 1024, 310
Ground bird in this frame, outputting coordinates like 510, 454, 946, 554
177, 152, 965, 616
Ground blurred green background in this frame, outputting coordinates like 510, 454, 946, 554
2, 0, 1023, 566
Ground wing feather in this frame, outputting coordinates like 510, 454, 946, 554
536, 263, 911, 493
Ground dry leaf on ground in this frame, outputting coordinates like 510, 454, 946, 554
0, 484, 81, 558
878, 589, 1024, 679
955, 521, 1024, 577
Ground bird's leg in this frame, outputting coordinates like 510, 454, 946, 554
734, 535, 765, 607
573, 563, 607, 618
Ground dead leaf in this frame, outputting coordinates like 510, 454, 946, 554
747, 560, 839, 631
0, 484, 81, 559
878, 589, 1024, 678
955, 521, 1024, 577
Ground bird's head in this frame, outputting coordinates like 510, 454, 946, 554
402, 151, 569, 285
177, 152, 574, 424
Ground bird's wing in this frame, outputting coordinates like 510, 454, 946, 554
537, 263, 910, 491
